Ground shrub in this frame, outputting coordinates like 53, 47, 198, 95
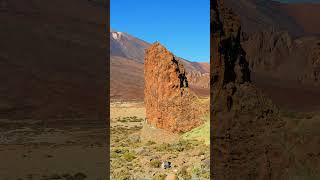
179, 167, 191, 180
123, 152, 136, 162
152, 173, 167, 180
155, 143, 171, 152
150, 159, 162, 168
73, 172, 87, 180
172, 140, 192, 152
129, 116, 144, 122
145, 140, 156, 146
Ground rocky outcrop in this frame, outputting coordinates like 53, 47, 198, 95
301, 43, 320, 84
242, 29, 320, 85
211, 0, 288, 179
144, 43, 206, 133
186, 71, 210, 89
242, 30, 292, 74
211, 0, 251, 113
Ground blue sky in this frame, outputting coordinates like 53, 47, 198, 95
111, 0, 210, 62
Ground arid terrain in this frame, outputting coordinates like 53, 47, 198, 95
110, 40, 210, 179
224, 0, 320, 112
278, 2, 320, 36
224, 0, 320, 37
110, 101, 210, 180
0, 119, 107, 179
0, 0, 107, 120
0, 0, 107, 179
211, 0, 320, 179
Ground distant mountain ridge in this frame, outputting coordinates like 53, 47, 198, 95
110, 30, 209, 70
278, 2, 320, 36
224, 0, 320, 37
110, 31, 150, 63
224, 0, 304, 36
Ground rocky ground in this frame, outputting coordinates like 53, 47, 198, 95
0, 119, 107, 180
110, 101, 210, 180
274, 104, 320, 179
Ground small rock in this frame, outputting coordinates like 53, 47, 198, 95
149, 155, 159, 161
191, 174, 200, 180
128, 134, 140, 143
165, 174, 178, 180
161, 161, 172, 169
203, 159, 210, 167
134, 147, 146, 155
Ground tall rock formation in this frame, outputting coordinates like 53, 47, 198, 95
144, 43, 205, 133
211, 0, 288, 179
211, 0, 251, 113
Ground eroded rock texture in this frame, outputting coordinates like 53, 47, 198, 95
211, 0, 251, 113
241, 29, 320, 86
144, 43, 204, 133
211, 0, 289, 179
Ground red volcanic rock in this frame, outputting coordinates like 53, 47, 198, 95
144, 42, 204, 133
186, 71, 210, 89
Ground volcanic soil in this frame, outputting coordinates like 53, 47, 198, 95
110, 101, 210, 180
0, 118, 107, 180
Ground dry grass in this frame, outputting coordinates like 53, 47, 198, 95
110, 101, 210, 179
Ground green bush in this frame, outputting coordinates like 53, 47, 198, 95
152, 173, 167, 180
179, 167, 191, 180
145, 140, 156, 146
150, 159, 162, 168
123, 152, 136, 162
155, 143, 171, 152
128, 116, 144, 122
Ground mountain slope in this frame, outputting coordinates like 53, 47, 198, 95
278, 2, 320, 36
110, 31, 150, 63
224, 0, 320, 37
242, 30, 320, 111
110, 30, 210, 100
223, 0, 320, 111
0, 0, 107, 120
224, 0, 304, 36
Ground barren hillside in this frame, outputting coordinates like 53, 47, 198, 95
0, 0, 107, 120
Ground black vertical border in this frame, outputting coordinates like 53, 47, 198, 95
210, 0, 214, 179
106, 0, 110, 178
